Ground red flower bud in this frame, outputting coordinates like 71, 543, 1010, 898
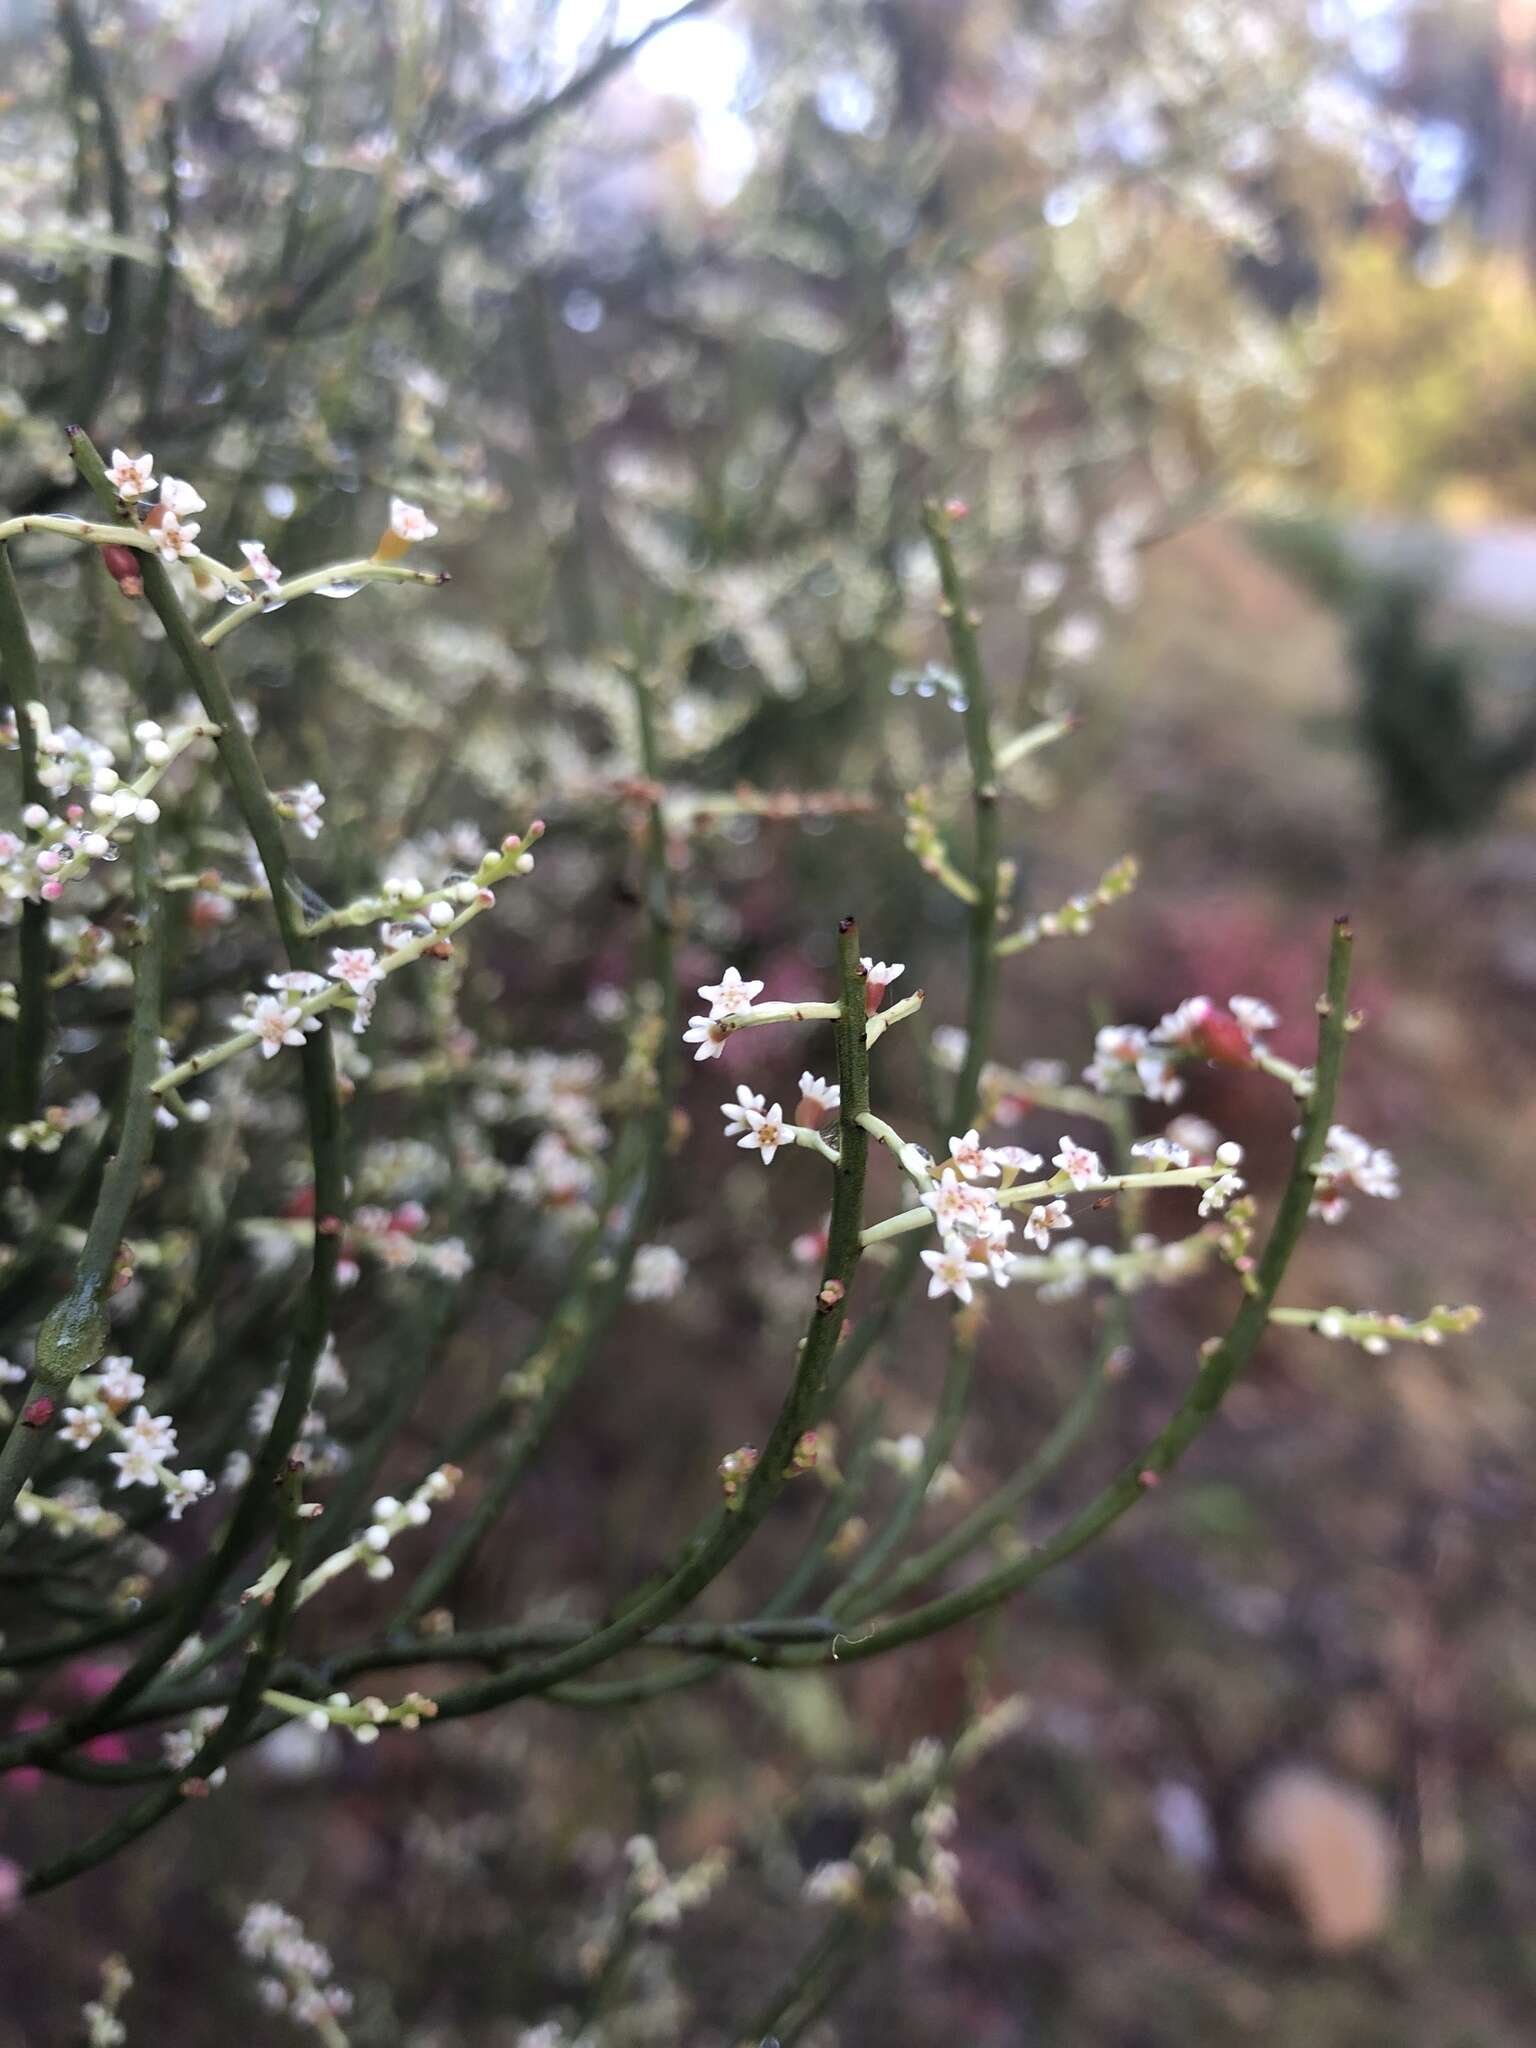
22, 1397, 55, 1429
1190, 1006, 1255, 1068
99, 543, 143, 599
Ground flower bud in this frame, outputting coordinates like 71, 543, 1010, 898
99, 543, 143, 599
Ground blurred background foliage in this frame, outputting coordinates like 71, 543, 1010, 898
3, 1, 1536, 2044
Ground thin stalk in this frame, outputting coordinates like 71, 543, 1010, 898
0, 544, 48, 1124
921, 500, 1000, 1134
426, 920, 871, 1721
24, 1467, 307, 1895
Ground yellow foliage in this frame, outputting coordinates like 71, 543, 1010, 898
1304, 232, 1536, 516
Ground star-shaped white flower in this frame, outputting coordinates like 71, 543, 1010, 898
154, 510, 201, 562
698, 966, 763, 1019
97, 1356, 144, 1405
106, 448, 155, 500
720, 1084, 766, 1136
1022, 1198, 1070, 1251
921, 1233, 988, 1304
245, 995, 314, 1059
946, 1129, 997, 1180
1052, 1135, 1102, 1189
109, 1443, 160, 1488
921, 1166, 972, 1234
683, 1014, 730, 1061
60, 1405, 104, 1450
329, 947, 382, 996
738, 1102, 787, 1164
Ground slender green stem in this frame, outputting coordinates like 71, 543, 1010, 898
922, 500, 1000, 1133
845, 1307, 1127, 1617
425, 920, 871, 1721
0, 544, 48, 1125
24, 1467, 307, 1895
825, 1326, 974, 1617
57, 0, 133, 434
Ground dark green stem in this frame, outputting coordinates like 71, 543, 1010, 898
0, 544, 49, 1125
921, 499, 1000, 1132
426, 920, 871, 1721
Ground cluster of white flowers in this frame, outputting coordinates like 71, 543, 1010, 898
55, 1357, 213, 1519
80, 1954, 133, 2048
282, 1684, 435, 1743
161, 1705, 229, 1785
238, 1901, 354, 2033
1309, 1123, 1400, 1222
299, 1464, 461, 1595
623, 1832, 730, 1928
5, 1089, 101, 1154
346, 1204, 473, 1283
1084, 993, 1280, 1103
1300, 1302, 1481, 1354
0, 711, 213, 914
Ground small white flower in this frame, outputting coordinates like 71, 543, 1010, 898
985, 1144, 1043, 1177
281, 782, 326, 841
720, 1084, 766, 1136
1052, 1136, 1102, 1189
921, 1166, 973, 1234
1022, 1198, 1070, 1251
328, 947, 381, 995
738, 1102, 788, 1164
107, 448, 156, 500
1151, 996, 1213, 1046
60, 1405, 104, 1449
796, 1071, 840, 1121
1130, 1137, 1191, 1170
159, 475, 207, 518
929, 1025, 968, 1072
154, 510, 200, 562
120, 1406, 178, 1462
267, 970, 328, 996
683, 1014, 730, 1061
1198, 1172, 1245, 1217
860, 957, 904, 1011
921, 1233, 989, 1305
239, 539, 283, 591
245, 995, 314, 1059
163, 1467, 213, 1520
629, 1244, 687, 1302
108, 1443, 160, 1488
97, 1356, 144, 1405
1229, 995, 1278, 1036
1136, 1051, 1183, 1103
697, 965, 763, 1018
389, 496, 438, 542
946, 1129, 997, 1180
